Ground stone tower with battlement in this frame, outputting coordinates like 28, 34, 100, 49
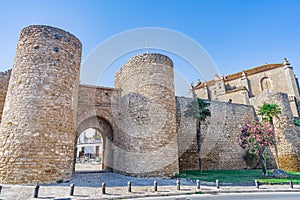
0, 25, 82, 184
114, 53, 179, 177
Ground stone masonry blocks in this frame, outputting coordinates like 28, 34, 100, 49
0, 70, 11, 123
250, 92, 300, 171
114, 53, 179, 177
176, 97, 257, 170
0, 25, 82, 184
0, 25, 299, 184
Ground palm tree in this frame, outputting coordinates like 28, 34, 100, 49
258, 103, 281, 169
185, 84, 211, 173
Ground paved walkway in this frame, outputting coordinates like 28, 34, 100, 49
0, 172, 299, 200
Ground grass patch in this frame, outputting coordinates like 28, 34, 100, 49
176, 170, 300, 184
259, 171, 300, 184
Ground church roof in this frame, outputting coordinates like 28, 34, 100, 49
195, 63, 283, 89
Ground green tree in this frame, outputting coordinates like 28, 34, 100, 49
258, 103, 281, 169
185, 84, 210, 173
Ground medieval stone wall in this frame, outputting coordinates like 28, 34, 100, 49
176, 97, 257, 170
77, 84, 120, 133
77, 84, 120, 170
0, 25, 299, 184
0, 25, 82, 184
250, 92, 300, 171
0, 70, 11, 122
114, 53, 179, 177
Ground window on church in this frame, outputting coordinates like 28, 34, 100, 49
261, 77, 270, 91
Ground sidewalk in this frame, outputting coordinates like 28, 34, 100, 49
0, 183, 299, 200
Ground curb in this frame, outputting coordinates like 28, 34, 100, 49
1, 184, 299, 199
89, 188, 300, 199
206, 189, 300, 194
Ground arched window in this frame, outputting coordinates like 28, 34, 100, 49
261, 77, 270, 91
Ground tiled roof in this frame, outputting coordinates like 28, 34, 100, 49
195, 63, 283, 89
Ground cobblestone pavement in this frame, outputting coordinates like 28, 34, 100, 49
0, 172, 299, 200
75, 162, 102, 172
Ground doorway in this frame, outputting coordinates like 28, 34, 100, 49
75, 128, 103, 172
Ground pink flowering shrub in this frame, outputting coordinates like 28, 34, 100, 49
239, 121, 275, 175
239, 121, 274, 156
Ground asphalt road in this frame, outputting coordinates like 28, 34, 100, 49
125, 192, 300, 200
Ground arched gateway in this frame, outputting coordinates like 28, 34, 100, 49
76, 116, 113, 171
76, 84, 120, 172
0, 25, 179, 184
2, 25, 298, 185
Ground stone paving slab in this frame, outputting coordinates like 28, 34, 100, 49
0, 172, 299, 199
0, 183, 299, 200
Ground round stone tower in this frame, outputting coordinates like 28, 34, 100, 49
114, 53, 179, 177
0, 25, 82, 184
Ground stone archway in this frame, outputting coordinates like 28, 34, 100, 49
76, 116, 114, 172
76, 128, 104, 171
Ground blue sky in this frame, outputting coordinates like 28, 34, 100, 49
1, 0, 300, 95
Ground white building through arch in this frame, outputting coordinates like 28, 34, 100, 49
76, 128, 103, 171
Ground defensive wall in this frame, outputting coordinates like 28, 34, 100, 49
177, 93, 300, 171
0, 25, 298, 184
250, 92, 300, 171
177, 97, 258, 170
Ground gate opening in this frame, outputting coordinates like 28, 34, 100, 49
75, 128, 103, 172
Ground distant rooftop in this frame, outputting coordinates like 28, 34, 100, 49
195, 63, 284, 89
